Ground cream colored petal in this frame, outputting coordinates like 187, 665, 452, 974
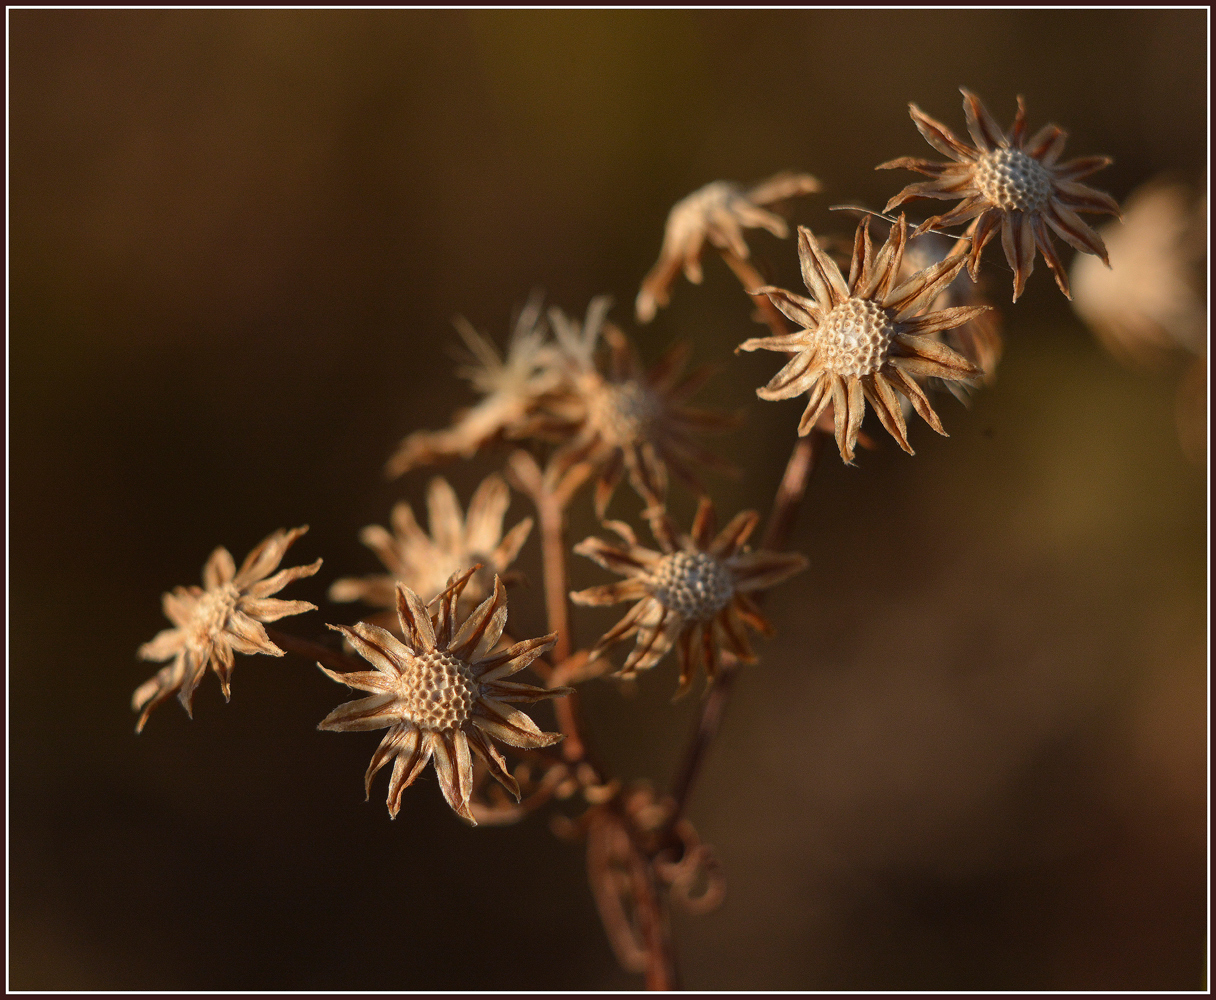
245, 558, 323, 599
138, 627, 185, 663
426, 478, 464, 554
234, 526, 309, 588
317, 692, 400, 732
386, 729, 431, 818
475, 633, 558, 683
202, 547, 236, 590
225, 611, 282, 656
239, 596, 316, 624
464, 474, 510, 553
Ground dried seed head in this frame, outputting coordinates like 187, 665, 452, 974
973, 148, 1052, 212
818, 299, 896, 378
588, 379, 661, 446
649, 551, 734, 621
400, 649, 478, 730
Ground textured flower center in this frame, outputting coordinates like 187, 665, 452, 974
818, 298, 896, 377
590, 380, 660, 445
649, 551, 735, 620
400, 649, 478, 730
189, 584, 240, 643
973, 148, 1052, 212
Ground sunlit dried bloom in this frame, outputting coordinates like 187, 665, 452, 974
1072, 179, 1207, 368
385, 292, 563, 477
318, 568, 565, 824
879, 88, 1120, 301
897, 230, 1003, 403
133, 526, 321, 732
544, 297, 737, 516
570, 498, 807, 696
636, 172, 822, 323
739, 216, 988, 463
329, 474, 532, 630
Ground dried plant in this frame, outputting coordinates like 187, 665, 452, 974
738, 215, 988, 462
319, 568, 565, 823
133, 526, 321, 732
636, 172, 822, 323
130, 84, 1131, 990
328, 473, 533, 628
571, 498, 807, 695
879, 88, 1120, 301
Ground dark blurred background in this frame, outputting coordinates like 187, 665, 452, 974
9, 9, 1207, 991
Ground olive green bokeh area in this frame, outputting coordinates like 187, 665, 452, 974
9, 9, 1207, 991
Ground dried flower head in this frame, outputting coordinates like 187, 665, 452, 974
133, 526, 322, 732
897, 230, 1003, 402
879, 88, 1120, 301
636, 172, 822, 323
544, 298, 737, 516
329, 474, 532, 629
318, 568, 565, 824
385, 293, 563, 477
1072, 178, 1207, 368
571, 498, 807, 696
739, 215, 988, 463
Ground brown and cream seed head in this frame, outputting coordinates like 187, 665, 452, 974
399, 649, 479, 730
588, 379, 661, 447
649, 550, 734, 621
818, 298, 896, 377
973, 148, 1052, 212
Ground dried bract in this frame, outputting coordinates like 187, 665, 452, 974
739, 215, 988, 463
879, 88, 1120, 301
318, 569, 566, 824
329, 474, 532, 628
544, 298, 737, 516
133, 526, 321, 732
571, 498, 807, 696
636, 172, 821, 323
385, 293, 563, 477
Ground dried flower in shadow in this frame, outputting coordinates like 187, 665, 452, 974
739, 215, 988, 463
1071, 178, 1208, 464
543, 298, 738, 517
571, 498, 806, 696
133, 526, 321, 732
385, 292, 563, 478
879, 88, 1120, 301
329, 474, 532, 630
636, 172, 821, 323
1072, 179, 1207, 367
897, 230, 1003, 403
318, 568, 567, 824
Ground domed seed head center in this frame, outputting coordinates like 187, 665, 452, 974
819, 299, 896, 378
974, 148, 1052, 212
650, 551, 735, 620
400, 649, 478, 731
590, 380, 660, 446
190, 584, 240, 643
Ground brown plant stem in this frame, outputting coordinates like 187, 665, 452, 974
264, 626, 362, 675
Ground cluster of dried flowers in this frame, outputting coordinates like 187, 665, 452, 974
134, 88, 1132, 987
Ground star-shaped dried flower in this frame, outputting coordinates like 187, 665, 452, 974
133, 526, 322, 732
636, 172, 822, 323
570, 498, 807, 696
385, 293, 563, 478
878, 88, 1120, 301
328, 474, 532, 629
542, 297, 737, 517
318, 568, 566, 823
738, 215, 988, 463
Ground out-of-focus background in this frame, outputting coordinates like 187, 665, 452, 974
9, 9, 1207, 991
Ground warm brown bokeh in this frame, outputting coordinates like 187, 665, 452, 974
9, 9, 1207, 990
